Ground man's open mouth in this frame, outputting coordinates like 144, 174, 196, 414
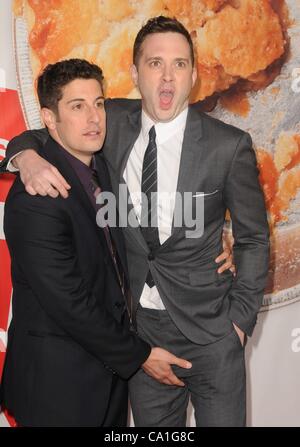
159, 89, 174, 109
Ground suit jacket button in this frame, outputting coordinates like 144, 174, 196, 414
114, 302, 122, 309
148, 253, 155, 261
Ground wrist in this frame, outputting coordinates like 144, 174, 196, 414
14, 149, 37, 169
143, 347, 156, 365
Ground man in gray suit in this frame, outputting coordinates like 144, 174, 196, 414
2, 16, 269, 426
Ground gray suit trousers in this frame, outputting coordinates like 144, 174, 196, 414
129, 306, 246, 427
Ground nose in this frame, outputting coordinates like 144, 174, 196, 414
162, 64, 174, 82
87, 105, 101, 124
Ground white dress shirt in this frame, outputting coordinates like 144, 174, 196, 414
123, 108, 188, 309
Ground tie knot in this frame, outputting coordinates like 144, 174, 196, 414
149, 125, 156, 143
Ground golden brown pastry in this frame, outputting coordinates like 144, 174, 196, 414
14, 0, 287, 102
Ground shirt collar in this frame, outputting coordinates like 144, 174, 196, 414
59, 144, 97, 193
60, 145, 95, 172
141, 107, 188, 145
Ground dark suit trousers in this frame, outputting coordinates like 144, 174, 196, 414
129, 306, 246, 427
6, 375, 128, 428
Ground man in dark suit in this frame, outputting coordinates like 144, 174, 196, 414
0, 59, 193, 427
1, 17, 268, 426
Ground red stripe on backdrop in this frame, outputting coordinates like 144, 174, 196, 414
0, 87, 26, 420
0, 241, 12, 332
3, 410, 18, 428
0, 173, 15, 202
0, 353, 6, 383
0, 87, 26, 319
0, 87, 27, 200
0, 241, 12, 381
0, 88, 26, 140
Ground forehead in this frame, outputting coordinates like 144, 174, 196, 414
140, 32, 192, 60
61, 78, 103, 100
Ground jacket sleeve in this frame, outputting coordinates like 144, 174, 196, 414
0, 128, 49, 172
224, 132, 270, 336
4, 191, 151, 379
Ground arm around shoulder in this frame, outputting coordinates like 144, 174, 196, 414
6, 128, 49, 161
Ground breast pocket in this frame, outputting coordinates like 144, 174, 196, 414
193, 189, 220, 200
183, 189, 223, 238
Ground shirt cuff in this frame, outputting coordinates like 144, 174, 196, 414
6, 151, 23, 172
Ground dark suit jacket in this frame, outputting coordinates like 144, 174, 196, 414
3, 99, 270, 345
0, 137, 150, 427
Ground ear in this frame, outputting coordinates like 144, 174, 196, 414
130, 64, 139, 87
41, 108, 57, 130
192, 66, 198, 88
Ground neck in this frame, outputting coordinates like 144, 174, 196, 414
49, 132, 93, 166
68, 152, 92, 166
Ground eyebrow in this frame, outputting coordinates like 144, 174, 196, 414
146, 57, 190, 63
146, 56, 162, 61
145, 57, 163, 63
174, 58, 190, 63
66, 95, 105, 104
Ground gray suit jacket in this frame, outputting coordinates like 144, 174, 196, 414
103, 99, 270, 344
4, 98, 270, 345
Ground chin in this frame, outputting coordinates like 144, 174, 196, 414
155, 109, 176, 122
83, 140, 104, 151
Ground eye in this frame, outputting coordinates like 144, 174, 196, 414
96, 101, 104, 108
176, 60, 187, 68
149, 60, 161, 68
73, 103, 82, 110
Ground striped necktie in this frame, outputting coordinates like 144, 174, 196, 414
140, 125, 160, 288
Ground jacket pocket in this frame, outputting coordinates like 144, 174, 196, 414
28, 330, 70, 339
189, 268, 233, 286
189, 269, 217, 286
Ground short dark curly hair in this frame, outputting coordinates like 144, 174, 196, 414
133, 16, 195, 67
37, 58, 104, 113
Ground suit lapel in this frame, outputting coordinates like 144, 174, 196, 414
161, 106, 206, 248
105, 107, 149, 253
94, 152, 130, 277
104, 106, 141, 178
